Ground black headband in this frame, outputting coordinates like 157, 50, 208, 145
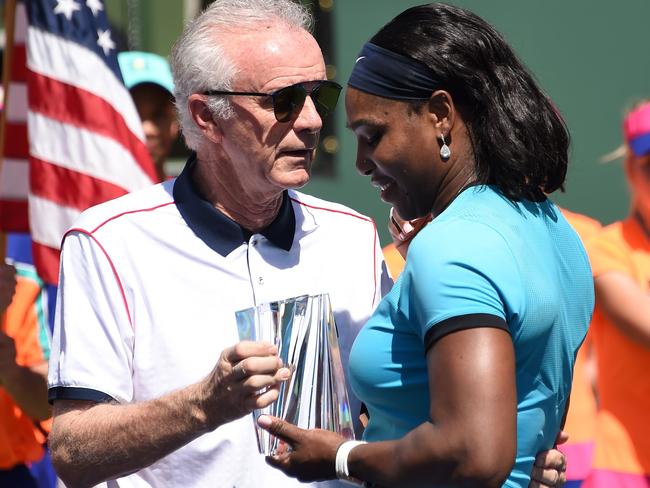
348, 42, 439, 100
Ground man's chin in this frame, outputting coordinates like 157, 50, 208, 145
276, 169, 312, 190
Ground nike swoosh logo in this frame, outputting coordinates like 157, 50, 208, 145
355, 56, 366, 63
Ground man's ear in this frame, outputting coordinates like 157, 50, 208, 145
188, 94, 223, 144
426, 90, 455, 138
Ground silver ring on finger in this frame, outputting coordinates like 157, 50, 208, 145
237, 362, 247, 379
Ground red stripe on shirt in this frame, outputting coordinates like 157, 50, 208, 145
290, 198, 373, 223
291, 197, 378, 307
88, 201, 176, 234
63, 229, 133, 329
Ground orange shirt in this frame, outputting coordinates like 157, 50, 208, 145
587, 217, 650, 476
0, 266, 50, 470
382, 242, 405, 280
560, 209, 601, 444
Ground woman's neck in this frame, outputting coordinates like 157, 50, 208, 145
431, 148, 478, 218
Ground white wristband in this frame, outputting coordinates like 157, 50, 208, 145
335, 440, 367, 485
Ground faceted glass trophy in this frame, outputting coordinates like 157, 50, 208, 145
235, 293, 355, 455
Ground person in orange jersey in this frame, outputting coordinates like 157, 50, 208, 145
558, 209, 601, 488
0, 260, 52, 487
582, 100, 650, 488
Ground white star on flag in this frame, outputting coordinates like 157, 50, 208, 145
96, 29, 115, 56
86, 0, 104, 17
53, 0, 81, 20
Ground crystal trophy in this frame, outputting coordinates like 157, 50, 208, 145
235, 293, 355, 455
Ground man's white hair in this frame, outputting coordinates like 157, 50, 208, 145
170, 0, 313, 151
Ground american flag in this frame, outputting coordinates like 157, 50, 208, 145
0, 0, 157, 284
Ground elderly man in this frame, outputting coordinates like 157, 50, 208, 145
47, 1, 388, 487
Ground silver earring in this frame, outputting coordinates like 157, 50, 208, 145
440, 134, 451, 160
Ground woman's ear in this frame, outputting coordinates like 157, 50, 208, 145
426, 90, 455, 137
188, 94, 223, 144
427, 90, 457, 161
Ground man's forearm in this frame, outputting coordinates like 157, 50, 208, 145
51, 382, 211, 488
50, 341, 286, 487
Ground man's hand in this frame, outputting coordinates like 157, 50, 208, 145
0, 263, 16, 313
258, 415, 346, 483
199, 341, 291, 430
529, 431, 569, 488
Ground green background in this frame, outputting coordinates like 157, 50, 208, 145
106, 0, 650, 244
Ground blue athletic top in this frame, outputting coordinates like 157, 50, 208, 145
349, 185, 594, 487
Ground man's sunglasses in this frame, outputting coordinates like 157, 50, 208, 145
202, 80, 342, 123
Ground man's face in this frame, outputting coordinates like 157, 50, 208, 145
131, 83, 179, 182
214, 25, 327, 200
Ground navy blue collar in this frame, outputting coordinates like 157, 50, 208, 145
173, 154, 295, 256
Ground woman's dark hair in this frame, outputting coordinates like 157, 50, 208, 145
370, 3, 569, 201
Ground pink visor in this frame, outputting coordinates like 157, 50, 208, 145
624, 101, 650, 156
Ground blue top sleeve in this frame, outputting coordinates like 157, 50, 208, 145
399, 218, 523, 342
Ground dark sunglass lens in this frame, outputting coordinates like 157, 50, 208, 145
273, 85, 307, 122
313, 82, 342, 118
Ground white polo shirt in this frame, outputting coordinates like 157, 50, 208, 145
48, 156, 392, 488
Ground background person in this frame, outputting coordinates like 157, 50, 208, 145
0, 258, 53, 487
47, 1, 388, 487
118, 50, 180, 182
557, 209, 601, 488
583, 100, 650, 488
259, 3, 592, 487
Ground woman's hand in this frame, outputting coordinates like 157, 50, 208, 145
529, 431, 569, 487
257, 415, 347, 483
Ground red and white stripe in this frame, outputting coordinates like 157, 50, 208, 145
0, 1, 29, 231
0, 1, 157, 283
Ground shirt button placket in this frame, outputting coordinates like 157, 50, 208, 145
249, 237, 265, 293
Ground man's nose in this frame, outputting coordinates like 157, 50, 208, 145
292, 95, 323, 133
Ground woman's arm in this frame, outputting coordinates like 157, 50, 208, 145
263, 326, 516, 487
348, 327, 516, 487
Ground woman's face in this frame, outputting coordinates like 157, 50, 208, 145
345, 87, 441, 220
